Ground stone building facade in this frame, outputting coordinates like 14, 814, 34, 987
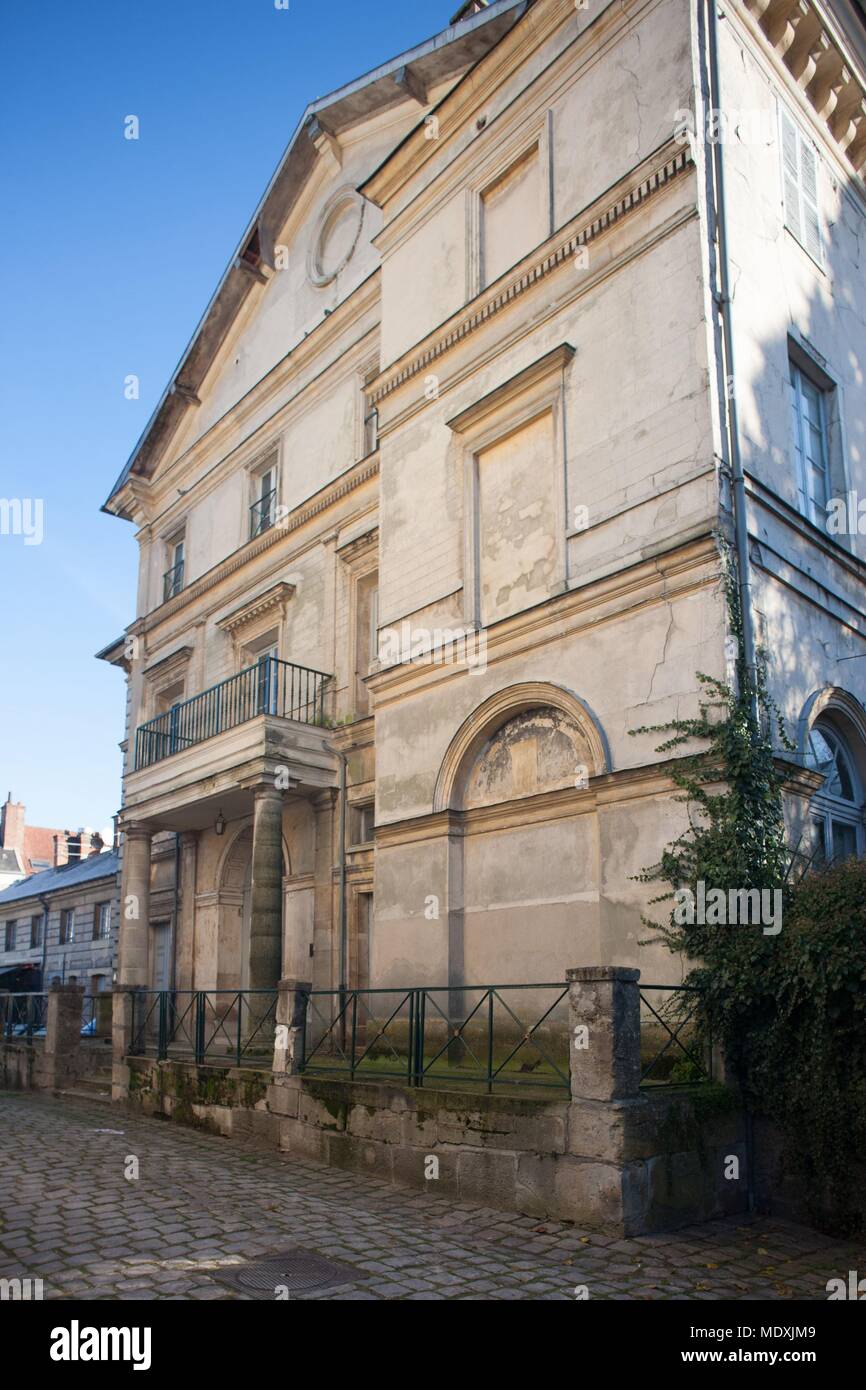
0, 850, 120, 993
100, 0, 866, 1009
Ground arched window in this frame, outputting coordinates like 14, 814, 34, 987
807, 721, 864, 862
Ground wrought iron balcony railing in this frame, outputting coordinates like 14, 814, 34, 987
163, 559, 184, 602
249, 487, 277, 540
133, 656, 332, 770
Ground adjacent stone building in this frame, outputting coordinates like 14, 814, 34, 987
0, 850, 120, 994
99, 0, 866, 1009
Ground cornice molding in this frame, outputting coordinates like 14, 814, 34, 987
739, 0, 866, 178
367, 534, 720, 708
216, 581, 296, 638
445, 343, 575, 434
368, 139, 694, 407
362, 0, 597, 209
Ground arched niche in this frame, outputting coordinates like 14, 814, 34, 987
433, 682, 610, 814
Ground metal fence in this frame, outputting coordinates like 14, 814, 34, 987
128, 990, 279, 1066
81, 993, 113, 1040
122, 981, 711, 1095
134, 656, 332, 769
0, 992, 47, 1042
301, 984, 571, 1094
638, 983, 713, 1088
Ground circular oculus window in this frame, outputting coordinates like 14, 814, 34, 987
308, 189, 365, 287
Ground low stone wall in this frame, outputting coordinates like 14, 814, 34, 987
0, 1041, 39, 1090
109, 969, 760, 1233
269, 1074, 747, 1233
117, 1050, 747, 1234
126, 1056, 279, 1148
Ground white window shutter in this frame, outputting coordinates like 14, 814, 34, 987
799, 139, 823, 264
780, 105, 803, 245
779, 102, 822, 264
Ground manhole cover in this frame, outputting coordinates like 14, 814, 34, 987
210, 1251, 361, 1298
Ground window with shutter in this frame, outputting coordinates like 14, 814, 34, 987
779, 104, 823, 266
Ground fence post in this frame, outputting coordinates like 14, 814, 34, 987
36, 983, 85, 1093
194, 991, 205, 1064
272, 978, 310, 1076
566, 966, 641, 1102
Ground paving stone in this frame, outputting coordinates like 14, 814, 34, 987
1, 1090, 863, 1302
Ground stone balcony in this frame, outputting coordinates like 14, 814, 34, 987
124, 658, 338, 830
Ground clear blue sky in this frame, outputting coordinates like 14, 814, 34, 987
0, 0, 443, 833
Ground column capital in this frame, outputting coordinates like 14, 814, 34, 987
252, 782, 284, 805
123, 822, 153, 843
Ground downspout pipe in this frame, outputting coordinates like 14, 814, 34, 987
705, 0, 759, 724
337, 750, 348, 982
38, 893, 51, 992
704, 1, 759, 1214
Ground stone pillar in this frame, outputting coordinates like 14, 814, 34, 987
567, 965, 641, 1101
272, 977, 311, 1075
118, 824, 151, 988
175, 830, 198, 992
249, 786, 284, 992
36, 983, 85, 1092
111, 985, 137, 1100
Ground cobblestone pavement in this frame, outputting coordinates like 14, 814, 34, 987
1, 1091, 863, 1301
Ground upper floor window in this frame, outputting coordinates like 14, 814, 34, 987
250, 459, 278, 540
30, 914, 44, 949
807, 722, 864, 863
789, 358, 830, 526
360, 362, 379, 459
352, 803, 375, 845
163, 532, 185, 602
779, 103, 822, 266
59, 907, 76, 945
93, 902, 112, 941
4, 920, 16, 952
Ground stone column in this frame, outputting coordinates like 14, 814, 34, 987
249, 786, 284, 992
118, 824, 152, 987
567, 965, 641, 1101
36, 983, 85, 1092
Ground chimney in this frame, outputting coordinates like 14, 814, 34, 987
79, 830, 101, 858
53, 833, 69, 868
0, 793, 26, 854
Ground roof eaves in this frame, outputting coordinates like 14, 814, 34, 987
101, 0, 531, 518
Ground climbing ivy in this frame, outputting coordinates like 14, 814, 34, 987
634, 548, 866, 1233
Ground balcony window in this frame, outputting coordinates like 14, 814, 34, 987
133, 656, 332, 769
163, 536, 185, 602
250, 467, 277, 540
